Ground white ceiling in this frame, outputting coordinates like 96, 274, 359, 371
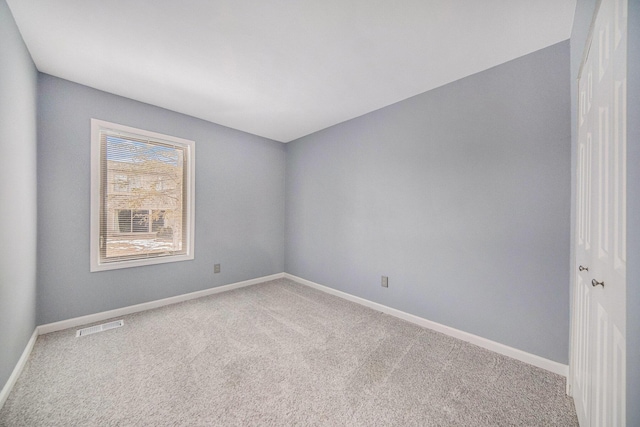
7, 0, 576, 142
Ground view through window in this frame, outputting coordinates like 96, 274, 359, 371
91, 120, 194, 271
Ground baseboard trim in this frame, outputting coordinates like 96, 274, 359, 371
284, 273, 569, 378
3, 271, 566, 412
2, 273, 285, 409
0, 328, 38, 410
38, 273, 285, 335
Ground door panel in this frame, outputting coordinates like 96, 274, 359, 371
571, 0, 626, 425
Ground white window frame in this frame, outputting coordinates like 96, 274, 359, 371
90, 119, 195, 272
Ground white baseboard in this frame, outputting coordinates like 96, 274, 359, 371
0, 328, 38, 410
284, 273, 569, 378
3, 270, 566, 412
1, 273, 285, 410
38, 273, 285, 335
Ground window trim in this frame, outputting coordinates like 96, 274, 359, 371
90, 119, 195, 272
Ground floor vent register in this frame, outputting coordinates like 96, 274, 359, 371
76, 320, 124, 337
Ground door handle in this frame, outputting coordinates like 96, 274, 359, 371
592, 279, 604, 288
579, 265, 589, 271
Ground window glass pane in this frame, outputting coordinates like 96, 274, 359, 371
103, 134, 185, 260
117, 209, 132, 232
131, 210, 149, 233
114, 174, 128, 192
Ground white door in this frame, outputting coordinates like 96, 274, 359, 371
571, 0, 627, 425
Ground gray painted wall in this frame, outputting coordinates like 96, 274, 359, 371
37, 75, 285, 325
0, 0, 38, 391
626, 0, 639, 424
570, 0, 639, 422
285, 41, 571, 364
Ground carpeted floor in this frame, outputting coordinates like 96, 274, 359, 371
0, 278, 578, 426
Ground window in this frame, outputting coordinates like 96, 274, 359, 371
114, 174, 129, 192
90, 119, 195, 271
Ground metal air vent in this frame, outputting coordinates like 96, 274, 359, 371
76, 320, 124, 337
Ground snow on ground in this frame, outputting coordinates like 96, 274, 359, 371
107, 238, 178, 257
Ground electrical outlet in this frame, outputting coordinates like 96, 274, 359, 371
381, 276, 388, 288
214, 264, 221, 274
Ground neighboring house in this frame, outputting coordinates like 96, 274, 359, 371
105, 158, 183, 257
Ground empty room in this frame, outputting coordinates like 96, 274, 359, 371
1, 0, 638, 425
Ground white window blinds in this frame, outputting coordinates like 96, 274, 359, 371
91, 120, 195, 271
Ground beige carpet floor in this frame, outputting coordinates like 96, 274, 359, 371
0, 278, 578, 426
